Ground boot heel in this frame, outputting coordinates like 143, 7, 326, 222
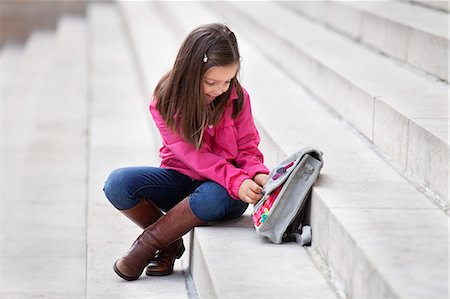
175, 244, 185, 259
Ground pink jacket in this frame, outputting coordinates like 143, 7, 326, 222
150, 86, 269, 200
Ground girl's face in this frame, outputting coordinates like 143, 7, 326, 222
202, 63, 239, 104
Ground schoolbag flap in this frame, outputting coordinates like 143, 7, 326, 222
252, 147, 323, 244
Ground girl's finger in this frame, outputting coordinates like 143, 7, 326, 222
249, 182, 262, 193
247, 190, 262, 202
247, 195, 256, 203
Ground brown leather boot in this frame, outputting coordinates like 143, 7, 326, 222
113, 197, 205, 281
119, 198, 186, 276
120, 198, 162, 228
145, 239, 185, 276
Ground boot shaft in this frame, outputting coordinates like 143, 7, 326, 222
114, 197, 205, 280
120, 198, 163, 229
144, 197, 206, 249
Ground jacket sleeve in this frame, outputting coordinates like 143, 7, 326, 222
150, 100, 250, 200
234, 90, 270, 178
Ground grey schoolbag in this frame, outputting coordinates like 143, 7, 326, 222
252, 147, 323, 244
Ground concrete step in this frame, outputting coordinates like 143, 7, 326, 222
119, 1, 448, 299
2, 31, 55, 247
3, 31, 54, 150
0, 0, 86, 49
1, 15, 88, 298
117, 1, 342, 298
1, 43, 25, 166
86, 3, 190, 298
209, 1, 448, 208
202, 3, 448, 299
115, 0, 178, 147
1, 43, 24, 88
410, 0, 449, 12
283, 0, 449, 82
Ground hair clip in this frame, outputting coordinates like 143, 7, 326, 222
203, 53, 208, 63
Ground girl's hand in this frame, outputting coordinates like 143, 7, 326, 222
254, 173, 269, 187
238, 179, 263, 204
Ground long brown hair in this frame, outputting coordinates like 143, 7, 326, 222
153, 23, 244, 149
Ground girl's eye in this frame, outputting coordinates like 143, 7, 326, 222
204, 80, 231, 86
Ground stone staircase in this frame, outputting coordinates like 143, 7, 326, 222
1, 1, 448, 299
2, 14, 89, 298
1, 3, 189, 298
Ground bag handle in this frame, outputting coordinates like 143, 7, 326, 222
292, 225, 312, 246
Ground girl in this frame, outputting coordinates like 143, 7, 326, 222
103, 23, 269, 281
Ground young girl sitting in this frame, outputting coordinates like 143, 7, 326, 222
103, 23, 270, 281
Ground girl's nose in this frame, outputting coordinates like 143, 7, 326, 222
212, 88, 224, 97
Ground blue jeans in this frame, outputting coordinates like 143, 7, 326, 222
103, 167, 248, 222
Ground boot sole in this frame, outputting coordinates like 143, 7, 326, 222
145, 269, 173, 276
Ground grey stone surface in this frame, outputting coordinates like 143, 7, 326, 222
211, 1, 448, 204
337, 209, 447, 299
2, 31, 54, 150
194, 223, 337, 299
2, 1, 447, 299
2, 257, 86, 299
86, 3, 189, 298
119, 1, 339, 298
1, 44, 23, 86
285, 0, 449, 81
411, 0, 449, 12
2, 16, 88, 298
199, 3, 448, 297
1, 2, 191, 298
407, 118, 449, 202
0, 0, 86, 48
373, 98, 410, 170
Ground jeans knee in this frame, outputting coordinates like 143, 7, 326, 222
103, 168, 135, 210
222, 200, 248, 220
189, 181, 245, 222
